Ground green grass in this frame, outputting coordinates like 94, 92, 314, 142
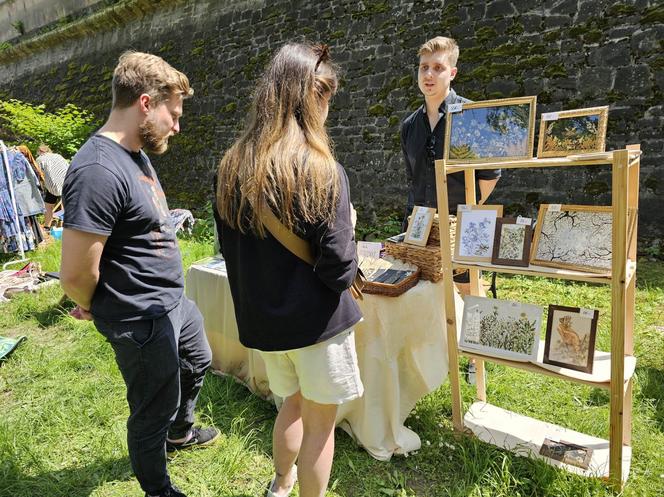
1, 240, 663, 496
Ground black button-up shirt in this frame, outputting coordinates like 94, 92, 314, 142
401, 89, 501, 224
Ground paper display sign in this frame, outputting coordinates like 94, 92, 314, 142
357, 241, 382, 259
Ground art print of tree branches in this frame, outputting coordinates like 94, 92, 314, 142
535, 210, 612, 270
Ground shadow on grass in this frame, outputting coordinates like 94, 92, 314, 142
636, 260, 664, 289
30, 304, 71, 328
0, 455, 133, 497
638, 366, 664, 432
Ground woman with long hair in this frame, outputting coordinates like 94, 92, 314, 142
215, 42, 363, 497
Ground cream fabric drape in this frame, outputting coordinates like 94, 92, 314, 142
185, 259, 462, 460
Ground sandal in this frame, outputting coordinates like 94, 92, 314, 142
265, 464, 297, 497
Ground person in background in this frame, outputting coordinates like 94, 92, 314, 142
401, 36, 501, 383
215, 42, 363, 497
36, 143, 69, 228
60, 51, 217, 497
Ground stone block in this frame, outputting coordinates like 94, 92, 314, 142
613, 64, 652, 94
486, 0, 515, 18
589, 40, 631, 66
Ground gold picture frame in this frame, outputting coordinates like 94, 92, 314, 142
454, 205, 504, 262
531, 204, 612, 273
444, 96, 537, 164
536, 106, 609, 158
404, 206, 436, 247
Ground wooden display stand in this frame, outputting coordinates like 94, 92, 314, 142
434, 146, 641, 490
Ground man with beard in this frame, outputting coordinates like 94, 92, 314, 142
60, 51, 217, 497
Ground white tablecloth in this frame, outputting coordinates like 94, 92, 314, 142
186, 257, 461, 460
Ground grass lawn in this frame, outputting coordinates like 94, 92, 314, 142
1, 239, 663, 497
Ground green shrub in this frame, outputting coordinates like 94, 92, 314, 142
0, 98, 97, 159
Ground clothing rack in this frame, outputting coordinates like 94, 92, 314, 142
0, 139, 29, 269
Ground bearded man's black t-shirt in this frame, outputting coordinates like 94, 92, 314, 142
62, 134, 183, 321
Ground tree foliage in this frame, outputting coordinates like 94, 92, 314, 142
0, 98, 98, 159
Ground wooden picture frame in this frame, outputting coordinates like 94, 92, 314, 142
454, 205, 503, 262
460, 295, 542, 362
444, 96, 537, 164
404, 206, 436, 246
491, 218, 533, 267
537, 106, 609, 158
531, 204, 612, 273
543, 305, 598, 373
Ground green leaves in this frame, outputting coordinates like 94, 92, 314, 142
0, 98, 97, 159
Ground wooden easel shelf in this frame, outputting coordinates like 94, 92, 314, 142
460, 341, 636, 389
464, 402, 632, 482
452, 260, 613, 284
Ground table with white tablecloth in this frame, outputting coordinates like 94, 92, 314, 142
186, 257, 461, 461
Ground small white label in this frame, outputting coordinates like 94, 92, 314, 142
580, 308, 595, 319
357, 241, 382, 259
516, 216, 532, 225
548, 204, 562, 212
542, 112, 559, 121
458, 204, 471, 212
448, 103, 463, 113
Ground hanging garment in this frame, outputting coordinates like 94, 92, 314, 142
8, 150, 44, 216
0, 147, 38, 253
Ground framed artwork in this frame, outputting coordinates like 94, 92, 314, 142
543, 305, 598, 373
444, 96, 537, 164
539, 438, 593, 470
454, 205, 503, 262
531, 204, 612, 273
459, 295, 542, 362
491, 218, 533, 267
537, 106, 609, 158
404, 206, 436, 246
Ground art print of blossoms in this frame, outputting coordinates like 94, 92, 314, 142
448, 103, 532, 161
460, 296, 542, 362
455, 207, 502, 262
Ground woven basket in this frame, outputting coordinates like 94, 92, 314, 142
363, 268, 421, 297
384, 215, 456, 282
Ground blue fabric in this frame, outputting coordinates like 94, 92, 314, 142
1, 149, 38, 253
9, 150, 44, 216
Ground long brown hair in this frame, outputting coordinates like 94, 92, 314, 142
17, 144, 45, 184
216, 42, 340, 236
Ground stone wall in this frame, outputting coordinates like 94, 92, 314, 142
0, 0, 662, 247
0, 0, 104, 43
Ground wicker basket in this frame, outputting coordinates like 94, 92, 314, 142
363, 268, 421, 297
384, 215, 456, 282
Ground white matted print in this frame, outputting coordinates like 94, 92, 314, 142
404, 206, 436, 246
460, 295, 542, 362
454, 205, 503, 262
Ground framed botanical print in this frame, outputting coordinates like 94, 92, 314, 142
460, 295, 542, 362
531, 204, 612, 273
444, 96, 537, 164
537, 106, 609, 158
454, 205, 503, 262
404, 206, 436, 247
491, 218, 533, 267
543, 305, 598, 373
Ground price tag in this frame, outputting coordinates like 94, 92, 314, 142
448, 103, 463, 113
458, 204, 471, 212
357, 241, 382, 259
548, 204, 562, 212
542, 112, 559, 121
580, 308, 595, 319
516, 216, 532, 225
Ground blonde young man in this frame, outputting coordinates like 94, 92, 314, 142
60, 52, 216, 497
401, 37, 500, 381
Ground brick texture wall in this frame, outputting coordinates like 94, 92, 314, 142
0, 0, 662, 247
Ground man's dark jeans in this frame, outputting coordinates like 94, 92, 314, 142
94, 295, 212, 495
